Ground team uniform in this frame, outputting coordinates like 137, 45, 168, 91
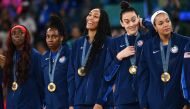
181, 42, 190, 103
6, 49, 44, 109
138, 33, 189, 109
41, 44, 69, 109
68, 36, 113, 109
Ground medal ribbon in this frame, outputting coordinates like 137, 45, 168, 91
160, 39, 171, 72
13, 52, 18, 82
124, 33, 140, 66
81, 38, 92, 67
48, 46, 62, 83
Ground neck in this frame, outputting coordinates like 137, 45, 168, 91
160, 34, 171, 45
127, 31, 138, 36
50, 45, 61, 52
16, 45, 24, 51
88, 30, 96, 43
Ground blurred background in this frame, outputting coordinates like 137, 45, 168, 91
0, 0, 189, 54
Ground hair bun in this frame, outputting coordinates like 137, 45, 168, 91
120, 1, 130, 10
48, 15, 62, 26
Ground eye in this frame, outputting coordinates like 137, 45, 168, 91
52, 35, 57, 39
123, 19, 129, 24
131, 17, 136, 22
94, 15, 99, 18
166, 19, 170, 23
158, 22, 163, 25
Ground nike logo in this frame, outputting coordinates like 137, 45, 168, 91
120, 45, 125, 47
153, 50, 160, 54
45, 58, 50, 60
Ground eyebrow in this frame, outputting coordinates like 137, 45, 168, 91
123, 16, 136, 20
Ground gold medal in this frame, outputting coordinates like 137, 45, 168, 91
12, 81, 18, 91
48, 82, 56, 92
78, 67, 86, 76
129, 65, 137, 75
161, 72, 170, 82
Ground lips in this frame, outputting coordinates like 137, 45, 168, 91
87, 21, 94, 26
163, 28, 171, 32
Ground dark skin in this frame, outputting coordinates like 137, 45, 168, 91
46, 28, 63, 52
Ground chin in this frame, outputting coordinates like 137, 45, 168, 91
128, 32, 137, 36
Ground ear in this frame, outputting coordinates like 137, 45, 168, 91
60, 36, 64, 42
137, 15, 140, 21
120, 20, 125, 28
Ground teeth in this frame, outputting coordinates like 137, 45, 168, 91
88, 21, 93, 24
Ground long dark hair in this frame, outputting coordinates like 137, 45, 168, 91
84, 8, 111, 72
120, 1, 139, 21
3, 25, 31, 88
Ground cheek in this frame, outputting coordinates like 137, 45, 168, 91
133, 21, 139, 27
94, 20, 99, 27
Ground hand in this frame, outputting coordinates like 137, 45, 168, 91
116, 46, 135, 61
0, 54, 6, 68
69, 106, 74, 109
93, 104, 103, 109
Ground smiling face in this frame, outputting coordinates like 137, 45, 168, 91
11, 28, 26, 49
86, 8, 100, 31
120, 11, 140, 35
153, 13, 172, 37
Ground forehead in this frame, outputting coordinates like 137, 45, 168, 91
89, 8, 100, 15
46, 28, 59, 34
122, 11, 137, 19
154, 13, 170, 22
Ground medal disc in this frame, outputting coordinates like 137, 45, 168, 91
48, 82, 56, 92
78, 67, 86, 76
129, 65, 137, 75
161, 72, 170, 82
12, 81, 18, 91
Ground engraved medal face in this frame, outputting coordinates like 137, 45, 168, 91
48, 82, 56, 92
129, 65, 137, 75
161, 72, 170, 82
78, 67, 86, 76
12, 81, 18, 91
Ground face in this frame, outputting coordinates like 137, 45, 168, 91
86, 8, 100, 31
153, 13, 172, 37
120, 11, 140, 35
11, 28, 26, 48
46, 28, 63, 51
